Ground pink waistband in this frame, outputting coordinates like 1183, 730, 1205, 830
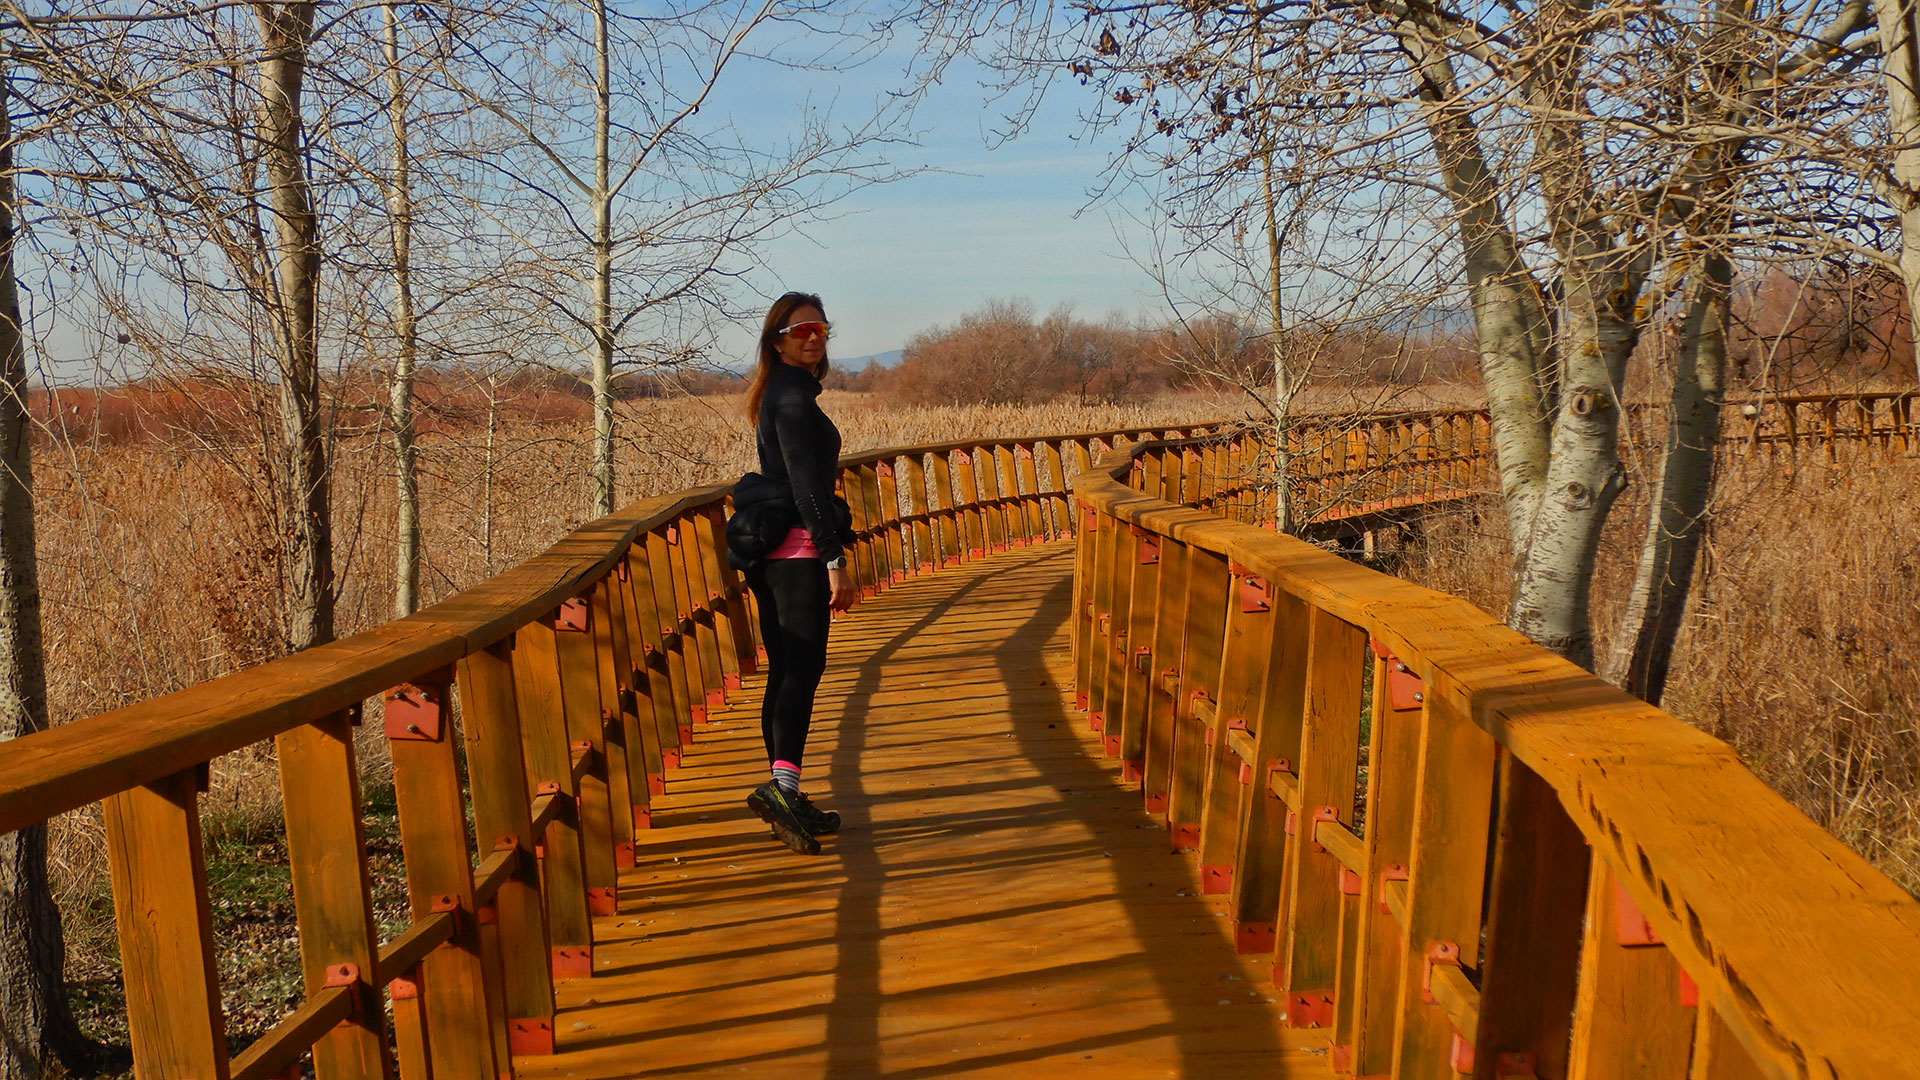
766, 526, 819, 560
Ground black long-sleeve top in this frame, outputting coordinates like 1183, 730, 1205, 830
756, 362, 845, 564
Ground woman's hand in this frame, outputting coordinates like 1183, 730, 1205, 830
828, 566, 858, 611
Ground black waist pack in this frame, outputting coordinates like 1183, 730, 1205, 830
726, 471, 799, 566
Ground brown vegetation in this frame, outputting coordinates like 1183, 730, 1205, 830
1399, 442, 1920, 893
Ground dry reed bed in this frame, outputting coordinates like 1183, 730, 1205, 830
1401, 444, 1920, 894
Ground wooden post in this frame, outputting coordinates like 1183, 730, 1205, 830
590, 575, 638, 869
552, 588, 618, 918
1085, 510, 1117, 736
852, 463, 884, 591
386, 670, 499, 1079
104, 768, 228, 1079
979, 445, 1008, 552
1566, 860, 1694, 1077
675, 517, 727, 719
1271, 608, 1365, 1001
1141, 536, 1191, 820
995, 444, 1026, 545
931, 451, 962, 567
1016, 444, 1046, 541
457, 639, 557, 1056
705, 506, 758, 676
1043, 441, 1070, 539
275, 711, 389, 1078
648, 522, 702, 737
626, 539, 685, 774
1196, 560, 1276, 896
904, 454, 936, 572
877, 459, 908, 582
1390, 676, 1497, 1080
1116, 523, 1159, 780
954, 449, 986, 560
1345, 650, 1422, 1073
511, 620, 594, 978
691, 508, 747, 693
1070, 499, 1099, 716
1168, 548, 1231, 852
1473, 756, 1590, 1079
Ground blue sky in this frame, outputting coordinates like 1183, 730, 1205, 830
709, 44, 1169, 366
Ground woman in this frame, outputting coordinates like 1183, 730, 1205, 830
741, 292, 857, 855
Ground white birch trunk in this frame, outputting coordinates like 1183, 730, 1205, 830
1262, 146, 1294, 533
1878, 0, 1920, 391
255, 0, 334, 651
589, 0, 617, 518
0, 62, 85, 1080
1603, 253, 1729, 703
383, 0, 421, 616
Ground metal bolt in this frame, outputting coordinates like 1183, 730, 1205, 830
406, 723, 420, 734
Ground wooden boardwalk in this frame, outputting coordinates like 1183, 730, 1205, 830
519, 541, 1331, 1079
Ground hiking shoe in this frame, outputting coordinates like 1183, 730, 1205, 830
791, 789, 841, 835
747, 781, 820, 855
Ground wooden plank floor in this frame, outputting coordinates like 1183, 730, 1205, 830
519, 541, 1334, 1079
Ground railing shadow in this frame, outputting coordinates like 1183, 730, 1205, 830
820, 544, 1289, 1076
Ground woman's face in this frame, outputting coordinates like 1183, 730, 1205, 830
774, 304, 828, 371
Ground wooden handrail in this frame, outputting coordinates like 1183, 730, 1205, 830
1071, 424, 1920, 1079
2, 395, 1906, 1077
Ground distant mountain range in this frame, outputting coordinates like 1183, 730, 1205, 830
837, 349, 902, 370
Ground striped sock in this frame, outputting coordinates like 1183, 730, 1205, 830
771, 760, 801, 795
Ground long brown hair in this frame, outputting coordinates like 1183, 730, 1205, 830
745, 291, 829, 426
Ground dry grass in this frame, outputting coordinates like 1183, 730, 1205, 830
1400, 443, 1920, 894
39, 385, 1920, 1052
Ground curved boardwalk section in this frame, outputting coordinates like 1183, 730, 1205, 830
521, 542, 1328, 1078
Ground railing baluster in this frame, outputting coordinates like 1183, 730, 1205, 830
849, 463, 882, 592
1345, 648, 1420, 1074
274, 710, 387, 1077
623, 538, 682, 778
1085, 508, 1116, 736
1016, 444, 1045, 541
386, 669, 499, 1078
1167, 548, 1230, 852
552, 589, 618, 918
1390, 675, 1496, 1077
1196, 560, 1274, 894
904, 454, 936, 572
1473, 756, 1588, 1076
1042, 441, 1069, 539
877, 459, 907, 583
1113, 523, 1155, 774
511, 619, 595, 978
980, 444, 1008, 552
1269, 608, 1364, 1012
1566, 860, 1694, 1073
657, 525, 705, 736
456, 639, 557, 1056
105, 767, 228, 1079
930, 451, 962, 567
1142, 534, 1189, 819
689, 507, 745, 694
589, 575, 637, 870
679, 516, 728, 717
954, 449, 985, 560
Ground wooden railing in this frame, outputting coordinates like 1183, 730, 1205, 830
0, 390, 1905, 1078
1071, 426, 1920, 1080
0, 418, 1238, 1080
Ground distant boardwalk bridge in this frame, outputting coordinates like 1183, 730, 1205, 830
2, 393, 1916, 1079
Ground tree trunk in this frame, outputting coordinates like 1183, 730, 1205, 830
383, 0, 421, 617
256, 0, 334, 651
589, 0, 616, 518
1404, 36, 1556, 555
1262, 144, 1294, 534
1603, 253, 1730, 704
1877, 0, 1920, 390
0, 62, 90, 1080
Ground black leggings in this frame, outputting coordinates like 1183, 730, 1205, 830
746, 558, 831, 770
